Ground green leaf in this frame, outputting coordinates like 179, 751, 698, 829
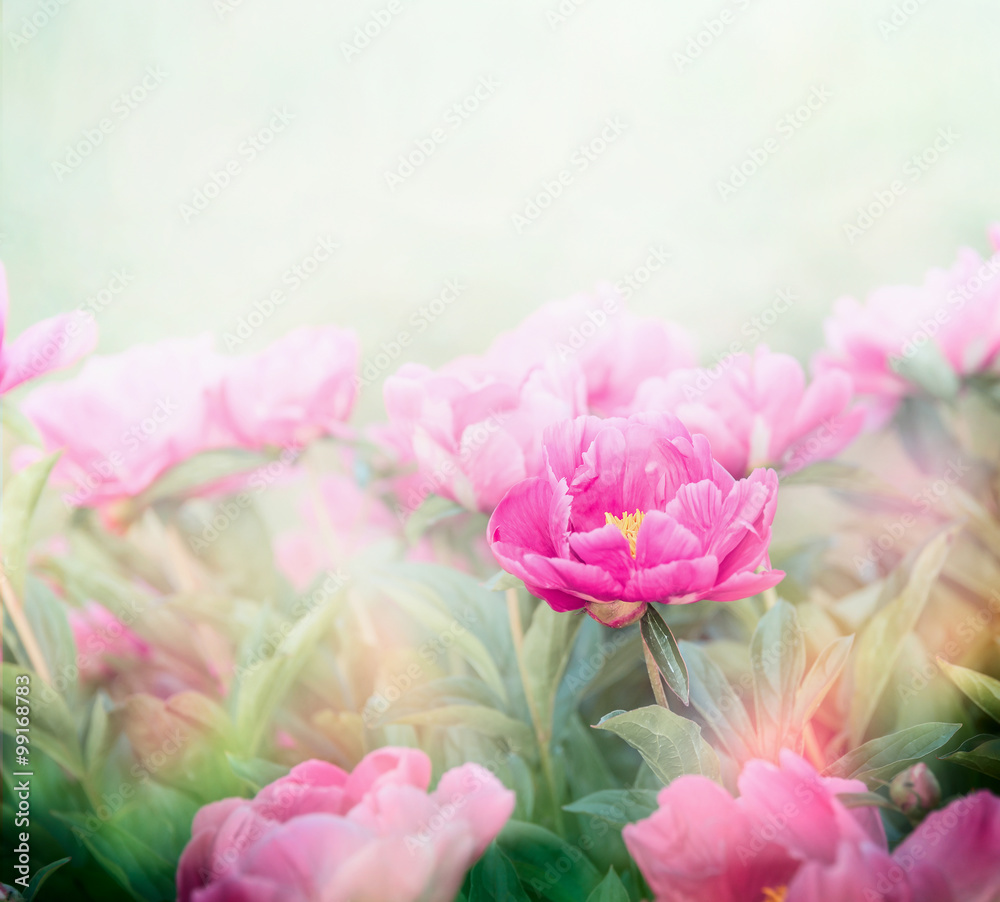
84, 693, 114, 776
836, 791, 902, 813
484, 571, 525, 593
21, 856, 71, 902
24, 578, 78, 702
793, 635, 854, 731
385, 705, 534, 748
594, 705, 720, 786
849, 528, 955, 745
521, 605, 584, 743
2, 663, 85, 778
824, 722, 960, 787
225, 753, 290, 792
563, 789, 659, 827
0, 452, 59, 598
678, 640, 757, 762
640, 607, 689, 704
936, 658, 1000, 724
497, 820, 602, 902
586, 868, 630, 902
750, 600, 805, 758
404, 494, 465, 544
128, 448, 267, 511
466, 842, 531, 901
892, 346, 960, 401
938, 734, 1000, 778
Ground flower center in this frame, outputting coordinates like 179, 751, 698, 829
760, 888, 788, 902
605, 510, 646, 558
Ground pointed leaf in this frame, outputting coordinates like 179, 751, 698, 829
835, 792, 902, 813
521, 605, 583, 743
404, 494, 465, 544
586, 869, 629, 902
750, 600, 805, 758
678, 640, 757, 762
497, 820, 602, 902
0, 452, 58, 598
466, 842, 531, 901
793, 635, 854, 730
594, 705, 720, 785
849, 528, 955, 744
21, 856, 71, 902
640, 607, 689, 704
937, 658, 1000, 724
824, 722, 960, 787
938, 734, 1000, 779
563, 789, 659, 827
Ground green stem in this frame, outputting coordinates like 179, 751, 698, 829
506, 588, 564, 834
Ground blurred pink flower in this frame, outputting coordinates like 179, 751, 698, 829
625, 751, 1000, 902
69, 601, 151, 683
0, 262, 97, 393
628, 346, 863, 477
21, 328, 358, 507
219, 326, 358, 448
813, 227, 1000, 423
487, 412, 783, 627
177, 747, 515, 902
384, 356, 586, 514
488, 284, 697, 414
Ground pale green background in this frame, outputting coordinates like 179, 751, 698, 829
4, 0, 1000, 418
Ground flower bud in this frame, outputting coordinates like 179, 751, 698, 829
890, 762, 941, 815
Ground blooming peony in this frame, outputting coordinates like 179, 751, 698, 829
627, 346, 863, 477
624, 750, 1000, 902
813, 226, 1000, 423
0, 261, 97, 393
20, 327, 358, 506
487, 412, 783, 627
384, 356, 586, 514
176, 747, 515, 902
487, 284, 697, 414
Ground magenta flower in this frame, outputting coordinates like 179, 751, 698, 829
625, 751, 1000, 902
487, 412, 783, 627
0, 262, 97, 393
813, 227, 1000, 423
176, 747, 515, 902
384, 357, 586, 514
219, 326, 358, 448
21, 327, 358, 507
627, 346, 864, 477
488, 285, 697, 414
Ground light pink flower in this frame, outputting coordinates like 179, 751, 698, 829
627, 346, 863, 477
625, 750, 1000, 902
0, 262, 97, 393
176, 747, 515, 902
488, 284, 697, 414
384, 356, 586, 514
813, 227, 1000, 423
219, 326, 358, 448
487, 412, 783, 627
69, 601, 151, 683
21, 328, 358, 506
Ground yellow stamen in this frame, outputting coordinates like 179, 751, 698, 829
761, 888, 788, 902
605, 510, 646, 558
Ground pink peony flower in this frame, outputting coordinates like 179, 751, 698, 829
384, 356, 586, 514
20, 327, 358, 506
813, 227, 1000, 424
69, 601, 151, 683
624, 751, 1000, 902
487, 412, 783, 627
176, 747, 515, 902
0, 262, 98, 393
627, 346, 864, 477
219, 326, 358, 448
488, 284, 697, 414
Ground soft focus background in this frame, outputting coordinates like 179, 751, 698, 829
5, 0, 1000, 418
